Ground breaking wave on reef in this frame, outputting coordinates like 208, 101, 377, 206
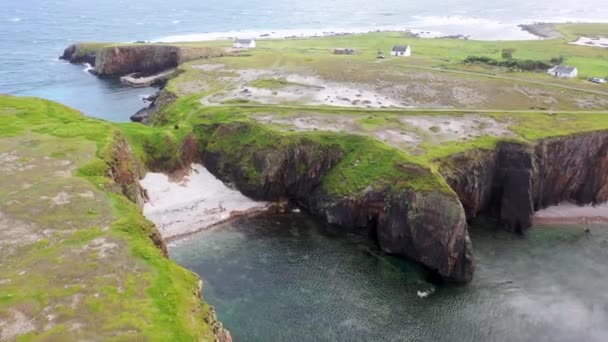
82, 63, 94, 73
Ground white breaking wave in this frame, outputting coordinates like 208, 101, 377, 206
82, 63, 94, 73
154, 25, 413, 43
9, 17, 22, 22
411, 15, 503, 27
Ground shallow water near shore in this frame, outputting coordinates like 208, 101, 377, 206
171, 213, 608, 342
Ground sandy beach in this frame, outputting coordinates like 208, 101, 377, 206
140, 163, 270, 241
533, 202, 608, 226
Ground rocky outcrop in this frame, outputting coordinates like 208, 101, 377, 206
198, 281, 232, 342
308, 188, 473, 282
94, 45, 181, 77
106, 131, 148, 208
201, 122, 475, 283
105, 131, 171, 256
59, 43, 101, 65
131, 89, 177, 123
61, 43, 229, 77
440, 131, 608, 233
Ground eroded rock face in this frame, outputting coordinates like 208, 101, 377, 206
440, 132, 608, 233
95, 45, 181, 77
59, 44, 97, 65
131, 89, 177, 123
201, 122, 475, 282
310, 188, 474, 282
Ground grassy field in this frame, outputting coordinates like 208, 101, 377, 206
0, 95, 219, 341
155, 26, 608, 112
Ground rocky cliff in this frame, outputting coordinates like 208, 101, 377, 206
94, 45, 182, 77
439, 131, 608, 233
59, 43, 105, 65
197, 121, 608, 282
131, 89, 177, 123
200, 122, 475, 283
61, 43, 229, 78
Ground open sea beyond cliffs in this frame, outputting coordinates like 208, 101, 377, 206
2, 0, 608, 120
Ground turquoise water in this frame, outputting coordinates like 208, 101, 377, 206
171, 213, 608, 341
2, 0, 608, 120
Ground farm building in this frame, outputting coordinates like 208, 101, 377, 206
547, 65, 578, 78
334, 48, 356, 55
233, 39, 256, 49
391, 45, 411, 57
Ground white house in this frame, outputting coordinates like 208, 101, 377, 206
233, 38, 256, 49
391, 45, 411, 57
547, 65, 578, 78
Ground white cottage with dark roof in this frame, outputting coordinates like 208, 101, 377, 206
391, 45, 411, 57
547, 65, 578, 78
233, 38, 256, 49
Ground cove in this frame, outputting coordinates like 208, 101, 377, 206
171, 213, 608, 342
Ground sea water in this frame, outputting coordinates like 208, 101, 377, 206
171, 213, 608, 342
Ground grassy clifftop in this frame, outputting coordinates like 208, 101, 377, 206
0, 95, 221, 341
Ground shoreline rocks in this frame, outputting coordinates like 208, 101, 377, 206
518, 23, 562, 39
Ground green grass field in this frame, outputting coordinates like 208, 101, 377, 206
0, 95, 219, 341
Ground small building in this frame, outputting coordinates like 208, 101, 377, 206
233, 38, 256, 49
391, 45, 411, 57
547, 65, 578, 78
334, 48, 356, 55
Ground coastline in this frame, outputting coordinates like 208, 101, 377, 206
518, 23, 562, 39
152, 21, 537, 43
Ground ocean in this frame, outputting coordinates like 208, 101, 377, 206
171, 213, 608, 342
2, 0, 608, 121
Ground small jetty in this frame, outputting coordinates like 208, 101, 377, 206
120, 68, 177, 87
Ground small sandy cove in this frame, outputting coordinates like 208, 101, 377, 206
140, 164, 270, 241
534, 202, 608, 226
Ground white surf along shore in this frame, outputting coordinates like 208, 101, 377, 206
534, 202, 608, 226
140, 163, 270, 241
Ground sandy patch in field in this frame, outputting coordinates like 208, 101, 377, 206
534, 202, 608, 225
569, 37, 608, 49
0, 211, 44, 257
140, 164, 269, 240
256, 114, 360, 133
201, 68, 407, 108
400, 115, 514, 142
0, 310, 35, 340
254, 113, 513, 151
